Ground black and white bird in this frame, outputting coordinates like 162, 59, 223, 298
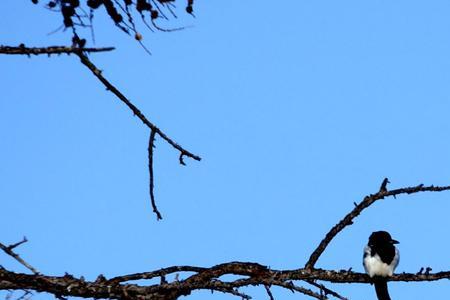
363, 231, 400, 300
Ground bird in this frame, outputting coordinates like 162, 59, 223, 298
363, 231, 400, 300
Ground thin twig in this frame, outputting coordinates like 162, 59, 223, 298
107, 265, 206, 283
305, 181, 450, 269
271, 280, 326, 300
264, 284, 275, 300
148, 129, 162, 220
6, 237, 28, 251
16, 290, 32, 300
307, 280, 348, 300
0, 241, 38, 275
226, 277, 326, 300
202, 281, 251, 299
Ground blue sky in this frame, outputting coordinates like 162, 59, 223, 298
1, 1, 450, 299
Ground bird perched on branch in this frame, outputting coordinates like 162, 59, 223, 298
363, 231, 400, 300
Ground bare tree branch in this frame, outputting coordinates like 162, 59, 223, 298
75, 51, 201, 162
107, 266, 206, 283
305, 181, 450, 269
263, 280, 325, 300
74, 50, 201, 218
1, 265, 450, 300
264, 284, 275, 300
0, 45, 114, 56
1, 181, 450, 299
2, 44, 202, 219
148, 129, 162, 220
0, 239, 38, 275
5, 237, 28, 252
1, 44, 202, 166
306, 280, 348, 300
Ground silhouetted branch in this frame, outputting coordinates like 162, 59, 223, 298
2, 41, 201, 219
107, 266, 206, 283
264, 285, 275, 300
2, 43, 201, 220
0, 239, 38, 275
30, 0, 195, 44
0, 45, 114, 56
379, 177, 390, 193
1, 264, 450, 300
2, 177, 450, 300
306, 280, 348, 300
148, 129, 162, 220
265, 280, 324, 299
75, 51, 201, 162
305, 180, 450, 269
74, 51, 200, 218
5, 237, 28, 251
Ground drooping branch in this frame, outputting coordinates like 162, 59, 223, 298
148, 129, 162, 220
75, 51, 201, 218
75, 51, 201, 162
1, 45, 201, 218
305, 180, 450, 269
0, 45, 114, 55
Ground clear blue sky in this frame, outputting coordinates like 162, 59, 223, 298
1, 1, 450, 299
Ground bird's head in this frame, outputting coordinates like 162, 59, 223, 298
368, 231, 399, 247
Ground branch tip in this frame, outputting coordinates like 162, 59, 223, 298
179, 153, 186, 165
379, 178, 390, 192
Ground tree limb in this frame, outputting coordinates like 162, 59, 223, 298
0, 45, 115, 56
2, 181, 450, 299
75, 50, 201, 218
305, 181, 450, 269
75, 51, 201, 162
2, 44, 201, 219
0, 239, 38, 275
148, 130, 162, 220
1, 265, 449, 300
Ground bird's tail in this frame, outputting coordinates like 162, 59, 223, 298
374, 277, 391, 300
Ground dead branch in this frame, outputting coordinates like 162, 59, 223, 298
75, 51, 201, 218
30, 0, 195, 45
0, 45, 114, 56
107, 266, 206, 283
0, 239, 38, 275
306, 280, 348, 300
1, 44, 201, 219
1, 181, 450, 299
76, 51, 201, 161
75, 51, 201, 163
1, 264, 449, 300
305, 181, 450, 269
148, 129, 162, 220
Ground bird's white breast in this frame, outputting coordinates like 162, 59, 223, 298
363, 245, 399, 277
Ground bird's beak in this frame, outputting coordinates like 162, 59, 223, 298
391, 239, 399, 244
